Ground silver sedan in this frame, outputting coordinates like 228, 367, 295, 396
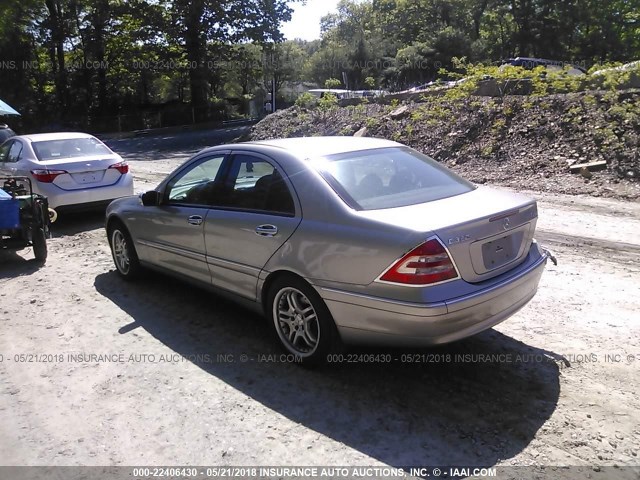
106, 137, 552, 364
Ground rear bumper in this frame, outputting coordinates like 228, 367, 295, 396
54, 200, 114, 213
34, 174, 133, 209
320, 243, 549, 346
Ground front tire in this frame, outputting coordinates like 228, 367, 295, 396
267, 275, 341, 366
109, 223, 141, 280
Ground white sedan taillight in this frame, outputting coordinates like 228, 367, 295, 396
379, 238, 459, 285
31, 169, 67, 183
108, 162, 129, 174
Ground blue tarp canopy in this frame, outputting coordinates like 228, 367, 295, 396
0, 98, 20, 116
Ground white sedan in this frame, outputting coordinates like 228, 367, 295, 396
0, 132, 133, 211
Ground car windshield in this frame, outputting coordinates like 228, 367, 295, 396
314, 146, 475, 210
32, 137, 112, 161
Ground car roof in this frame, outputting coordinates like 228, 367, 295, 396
242, 136, 400, 158
15, 132, 96, 143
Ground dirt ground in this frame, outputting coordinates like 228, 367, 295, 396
0, 130, 639, 475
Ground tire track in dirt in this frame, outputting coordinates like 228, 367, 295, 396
536, 229, 640, 267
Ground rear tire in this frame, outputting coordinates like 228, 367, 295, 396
32, 228, 47, 263
108, 222, 141, 280
267, 275, 341, 366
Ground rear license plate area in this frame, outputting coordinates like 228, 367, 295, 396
482, 234, 517, 270
73, 172, 103, 184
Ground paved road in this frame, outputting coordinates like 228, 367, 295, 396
104, 126, 251, 158
105, 125, 251, 190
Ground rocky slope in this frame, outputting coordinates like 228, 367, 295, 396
244, 90, 640, 200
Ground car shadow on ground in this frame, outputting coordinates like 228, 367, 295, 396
49, 210, 106, 238
94, 270, 561, 468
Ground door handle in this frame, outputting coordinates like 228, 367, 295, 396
187, 215, 203, 225
255, 224, 278, 237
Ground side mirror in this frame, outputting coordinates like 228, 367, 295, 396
140, 190, 161, 206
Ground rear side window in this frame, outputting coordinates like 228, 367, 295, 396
220, 154, 295, 215
314, 147, 475, 210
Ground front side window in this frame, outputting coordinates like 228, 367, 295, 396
313, 147, 475, 210
166, 155, 225, 205
0, 141, 12, 162
219, 154, 295, 215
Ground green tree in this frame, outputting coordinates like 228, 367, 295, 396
324, 77, 342, 88
227, 43, 263, 96
168, 0, 296, 119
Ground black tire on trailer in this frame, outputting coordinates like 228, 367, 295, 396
32, 227, 47, 263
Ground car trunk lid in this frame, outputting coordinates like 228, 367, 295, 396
38, 155, 124, 191
355, 187, 538, 283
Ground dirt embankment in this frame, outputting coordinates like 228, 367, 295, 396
245, 90, 640, 200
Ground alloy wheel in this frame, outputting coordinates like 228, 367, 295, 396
273, 287, 320, 356
112, 230, 130, 275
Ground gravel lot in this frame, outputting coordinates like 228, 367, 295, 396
0, 129, 639, 477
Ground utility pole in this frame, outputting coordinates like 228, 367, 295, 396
272, 48, 276, 112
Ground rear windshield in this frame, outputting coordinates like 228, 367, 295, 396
314, 146, 475, 210
33, 137, 111, 161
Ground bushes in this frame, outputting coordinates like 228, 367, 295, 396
294, 91, 339, 112
295, 92, 317, 109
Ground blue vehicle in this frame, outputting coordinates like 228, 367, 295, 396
0, 176, 51, 263
0, 124, 16, 143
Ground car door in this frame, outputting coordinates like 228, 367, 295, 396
0, 140, 22, 176
0, 141, 10, 175
203, 152, 302, 300
133, 152, 227, 284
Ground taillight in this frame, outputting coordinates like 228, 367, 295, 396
379, 238, 459, 285
31, 169, 67, 183
108, 162, 129, 174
